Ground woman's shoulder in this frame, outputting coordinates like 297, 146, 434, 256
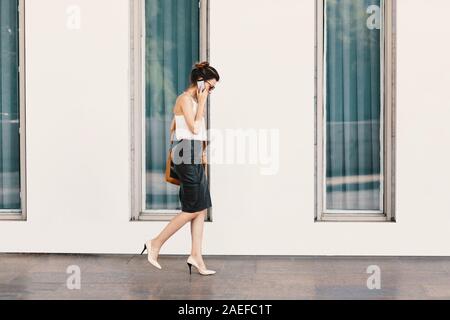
176, 92, 193, 105
178, 92, 196, 106
174, 92, 193, 114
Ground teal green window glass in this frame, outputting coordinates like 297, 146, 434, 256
144, 0, 200, 211
0, 0, 21, 211
325, 0, 383, 212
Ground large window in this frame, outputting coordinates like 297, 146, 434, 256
130, 0, 209, 221
0, 0, 26, 221
315, 0, 396, 222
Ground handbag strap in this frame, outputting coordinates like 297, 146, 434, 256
169, 117, 176, 148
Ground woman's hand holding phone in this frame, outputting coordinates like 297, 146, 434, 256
197, 81, 209, 107
197, 80, 205, 92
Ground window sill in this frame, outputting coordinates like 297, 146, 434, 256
316, 214, 395, 223
0, 213, 26, 221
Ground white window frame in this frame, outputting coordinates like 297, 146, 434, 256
315, 0, 396, 222
130, 0, 210, 221
0, 0, 27, 221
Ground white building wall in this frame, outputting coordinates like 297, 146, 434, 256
1, 0, 450, 255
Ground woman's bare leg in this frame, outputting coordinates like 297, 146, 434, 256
190, 209, 207, 268
151, 212, 200, 255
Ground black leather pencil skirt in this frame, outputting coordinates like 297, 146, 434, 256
171, 139, 212, 213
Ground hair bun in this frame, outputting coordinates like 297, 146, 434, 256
195, 61, 210, 69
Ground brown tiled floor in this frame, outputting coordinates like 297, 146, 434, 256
1, 254, 450, 299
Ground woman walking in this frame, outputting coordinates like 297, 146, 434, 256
141, 61, 220, 276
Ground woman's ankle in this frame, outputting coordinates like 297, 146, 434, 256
190, 253, 202, 260
151, 238, 162, 250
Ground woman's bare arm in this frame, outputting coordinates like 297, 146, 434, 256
177, 88, 208, 135
170, 117, 176, 133
179, 95, 201, 134
196, 88, 208, 121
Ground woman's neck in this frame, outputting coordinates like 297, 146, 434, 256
185, 86, 198, 102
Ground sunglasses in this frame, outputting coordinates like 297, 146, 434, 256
205, 80, 215, 91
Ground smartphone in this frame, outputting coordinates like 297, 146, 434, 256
197, 80, 205, 92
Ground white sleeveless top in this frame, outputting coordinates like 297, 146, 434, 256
173, 94, 207, 141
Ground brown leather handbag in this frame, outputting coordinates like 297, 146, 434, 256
165, 150, 180, 186
165, 125, 181, 186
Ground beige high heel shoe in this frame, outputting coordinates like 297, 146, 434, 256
186, 256, 216, 276
140, 240, 162, 270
